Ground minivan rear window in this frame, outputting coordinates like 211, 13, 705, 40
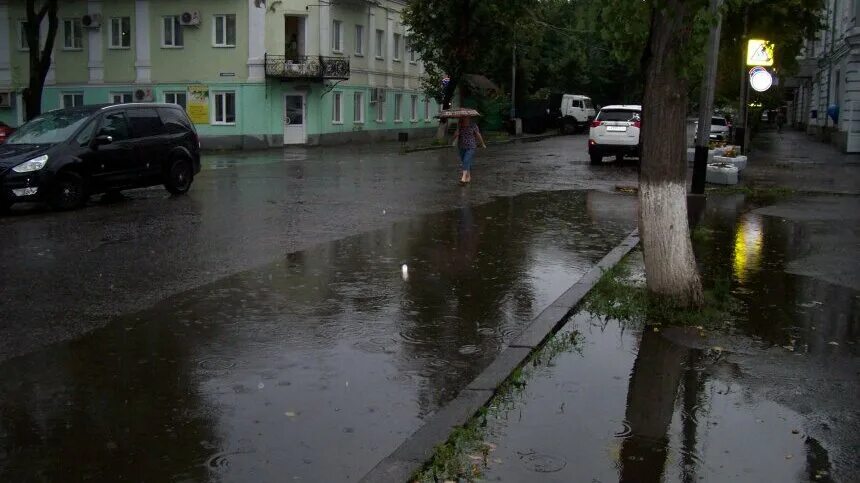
127, 108, 165, 138
158, 107, 192, 134
597, 109, 640, 122
711, 117, 727, 126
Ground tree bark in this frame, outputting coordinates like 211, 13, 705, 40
23, 0, 59, 121
639, 0, 704, 306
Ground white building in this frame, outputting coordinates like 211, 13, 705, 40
790, 0, 860, 152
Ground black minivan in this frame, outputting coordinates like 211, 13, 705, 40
0, 103, 200, 211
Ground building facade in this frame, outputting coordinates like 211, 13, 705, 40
0, 0, 439, 148
790, 0, 860, 152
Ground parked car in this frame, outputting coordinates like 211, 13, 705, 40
0, 121, 14, 144
588, 105, 642, 164
1, 103, 200, 212
694, 115, 731, 142
548, 94, 596, 134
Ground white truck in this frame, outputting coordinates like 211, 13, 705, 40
554, 94, 596, 134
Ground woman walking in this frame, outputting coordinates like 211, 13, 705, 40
452, 116, 486, 185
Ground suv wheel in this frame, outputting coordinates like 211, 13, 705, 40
165, 159, 193, 195
590, 154, 603, 165
0, 199, 11, 214
48, 172, 88, 210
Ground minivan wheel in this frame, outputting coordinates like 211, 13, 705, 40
590, 154, 603, 165
48, 172, 87, 211
165, 159, 193, 195
0, 200, 11, 214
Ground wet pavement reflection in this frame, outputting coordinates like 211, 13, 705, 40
479, 194, 858, 482
0, 190, 635, 482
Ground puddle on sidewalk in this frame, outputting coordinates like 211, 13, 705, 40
0, 190, 635, 482
451, 194, 858, 483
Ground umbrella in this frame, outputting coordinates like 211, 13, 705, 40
437, 108, 481, 119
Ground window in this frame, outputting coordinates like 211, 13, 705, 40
128, 108, 165, 138
159, 107, 193, 134
424, 99, 431, 121
355, 25, 364, 55
410, 95, 418, 121
75, 120, 97, 146
393, 33, 401, 61
332, 20, 343, 53
110, 92, 133, 104
354, 91, 364, 123
162, 16, 183, 47
408, 39, 417, 62
18, 21, 29, 51
109, 17, 131, 49
63, 18, 83, 50
376, 94, 385, 122
213, 91, 236, 124
394, 93, 403, 121
213, 14, 236, 47
164, 91, 187, 109
98, 111, 131, 141
62, 93, 84, 108
375, 29, 384, 58
332, 91, 343, 123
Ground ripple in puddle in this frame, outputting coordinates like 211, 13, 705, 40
612, 419, 633, 438
198, 358, 236, 371
517, 450, 567, 473
458, 345, 480, 355
353, 337, 398, 354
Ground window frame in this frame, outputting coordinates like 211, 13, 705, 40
375, 29, 384, 59
109, 92, 133, 105
61, 92, 85, 108
212, 91, 237, 125
375, 93, 385, 123
332, 91, 343, 124
162, 16, 184, 48
393, 33, 401, 61
213, 14, 237, 48
354, 24, 364, 56
407, 38, 417, 63
163, 91, 188, 109
424, 99, 432, 122
109, 17, 131, 49
332, 19, 343, 53
410, 95, 418, 122
63, 18, 83, 50
354, 91, 365, 123
394, 93, 403, 122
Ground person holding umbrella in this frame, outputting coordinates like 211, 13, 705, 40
449, 109, 486, 185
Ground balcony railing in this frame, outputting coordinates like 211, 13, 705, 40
264, 54, 350, 81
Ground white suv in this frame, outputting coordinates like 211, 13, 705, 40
588, 105, 642, 164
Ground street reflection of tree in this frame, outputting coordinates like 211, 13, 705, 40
619, 327, 700, 483
0, 310, 220, 482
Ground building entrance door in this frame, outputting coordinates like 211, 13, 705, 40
284, 94, 306, 145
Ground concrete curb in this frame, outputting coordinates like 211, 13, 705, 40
402, 132, 562, 153
359, 229, 641, 483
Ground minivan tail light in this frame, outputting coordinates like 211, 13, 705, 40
591, 120, 602, 128
633, 120, 641, 129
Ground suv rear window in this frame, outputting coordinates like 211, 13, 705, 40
711, 117, 727, 126
597, 109, 640, 122
158, 107, 193, 134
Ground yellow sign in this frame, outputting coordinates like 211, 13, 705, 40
746, 39, 774, 66
187, 84, 210, 124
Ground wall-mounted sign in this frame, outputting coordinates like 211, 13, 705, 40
188, 85, 210, 124
747, 39, 774, 66
219, 72, 236, 77
749, 66, 773, 92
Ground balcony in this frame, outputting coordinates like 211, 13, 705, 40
264, 54, 350, 81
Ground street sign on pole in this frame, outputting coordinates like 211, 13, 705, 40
746, 39, 774, 66
749, 66, 773, 92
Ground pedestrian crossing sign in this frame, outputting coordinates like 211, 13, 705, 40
747, 39, 774, 66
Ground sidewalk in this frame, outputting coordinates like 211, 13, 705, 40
743, 128, 860, 195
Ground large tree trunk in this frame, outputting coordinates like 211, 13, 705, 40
638, 0, 704, 306
23, 0, 59, 121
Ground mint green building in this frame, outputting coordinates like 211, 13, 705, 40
0, 0, 439, 148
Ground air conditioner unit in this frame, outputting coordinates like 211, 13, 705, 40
134, 88, 154, 102
82, 13, 102, 29
0, 91, 11, 108
179, 11, 201, 26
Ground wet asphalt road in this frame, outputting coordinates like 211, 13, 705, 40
0, 134, 638, 363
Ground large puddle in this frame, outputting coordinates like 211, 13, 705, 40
0, 190, 635, 481
475, 194, 859, 482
